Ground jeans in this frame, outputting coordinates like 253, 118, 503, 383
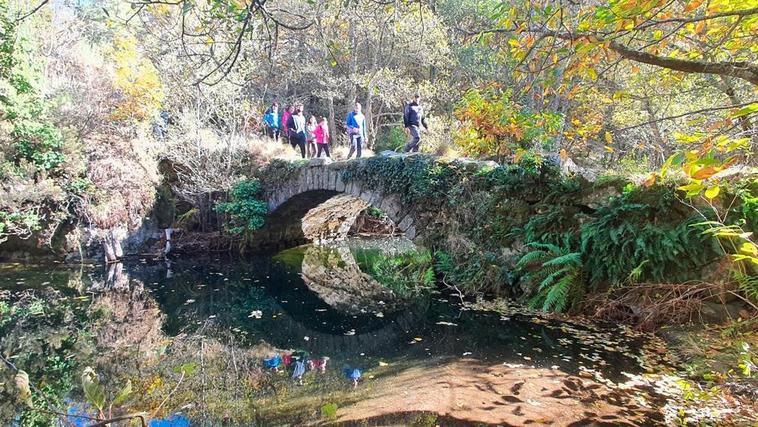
404, 125, 421, 152
291, 133, 306, 158
267, 127, 280, 142
317, 143, 330, 158
347, 136, 362, 159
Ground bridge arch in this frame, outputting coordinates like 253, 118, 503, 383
251, 157, 422, 251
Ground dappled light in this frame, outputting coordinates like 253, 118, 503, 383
1, 0, 756, 425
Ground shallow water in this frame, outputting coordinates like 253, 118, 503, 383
0, 237, 660, 426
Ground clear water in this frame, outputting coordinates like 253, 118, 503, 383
0, 237, 658, 426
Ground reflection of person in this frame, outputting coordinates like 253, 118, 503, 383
403, 93, 428, 153
264, 353, 282, 372
292, 359, 306, 385
343, 366, 362, 389
309, 356, 329, 373
345, 102, 367, 159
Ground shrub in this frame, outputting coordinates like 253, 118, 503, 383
373, 126, 406, 153
215, 179, 268, 235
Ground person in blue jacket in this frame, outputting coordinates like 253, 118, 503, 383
263, 102, 281, 142
345, 102, 367, 159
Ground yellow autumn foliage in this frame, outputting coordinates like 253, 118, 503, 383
109, 34, 164, 122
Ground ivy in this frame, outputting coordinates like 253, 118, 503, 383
340, 155, 463, 204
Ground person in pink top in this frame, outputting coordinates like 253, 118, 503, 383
314, 117, 331, 158
281, 105, 294, 145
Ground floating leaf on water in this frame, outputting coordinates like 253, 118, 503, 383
184, 299, 196, 305
436, 321, 458, 326
527, 399, 542, 406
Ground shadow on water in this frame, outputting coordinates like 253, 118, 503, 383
0, 237, 660, 425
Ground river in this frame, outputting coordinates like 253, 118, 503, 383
0, 237, 670, 426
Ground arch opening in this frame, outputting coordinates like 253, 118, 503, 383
249, 190, 404, 252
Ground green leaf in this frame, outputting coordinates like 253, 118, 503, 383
112, 380, 132, 406
173, 362, 198, 375
81, 367, 106, 411
732, 103, 758, 118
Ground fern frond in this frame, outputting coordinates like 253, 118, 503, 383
542, 252, 581, 267
543, 278, 571, 312
516, 250, 549, 268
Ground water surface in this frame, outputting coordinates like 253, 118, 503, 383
0, 237, 659, 425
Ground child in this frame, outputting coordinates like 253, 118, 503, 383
315, 117, 331, 159
306, 115, 318, 159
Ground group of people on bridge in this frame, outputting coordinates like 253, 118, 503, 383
262, 94, 428, 160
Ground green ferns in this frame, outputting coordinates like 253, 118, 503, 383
516, 239, 584, 312
735, 270, 758, 304
580, 205, 720, 287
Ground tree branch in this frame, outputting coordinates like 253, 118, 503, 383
606, 40, 758, 85
613, 100, 757, 132
473, 26, 758, 86
14, 0, 49, 22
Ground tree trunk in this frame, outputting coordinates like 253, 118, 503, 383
347, 15, 358, 107
366, 88, 374, 147
641, 97, 667, 165
328, 96, 337, 146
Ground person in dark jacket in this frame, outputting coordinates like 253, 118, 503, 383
403, 94, 428, 153
287, 103, 307, 158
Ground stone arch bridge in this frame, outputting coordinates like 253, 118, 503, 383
249, 152, 495, 251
